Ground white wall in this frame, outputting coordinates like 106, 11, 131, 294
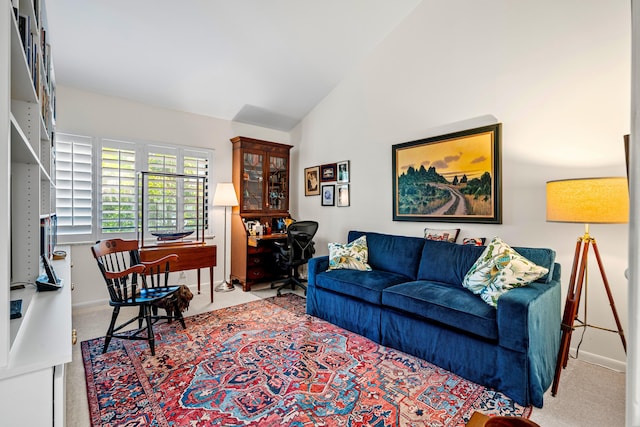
292, 0, 631, 368
56, 86, 291, 306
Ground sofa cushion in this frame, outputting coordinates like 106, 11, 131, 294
463, 237, 549, 307
315, 269, 409, 305
348, 231, 425, 280
328, 235, 372, 271
417, 240, 485, 286
382, 281, 498, 341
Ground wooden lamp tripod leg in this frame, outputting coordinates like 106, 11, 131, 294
590, 240, 627, 352
551, 235, 627, 397
552, 237, 589, 396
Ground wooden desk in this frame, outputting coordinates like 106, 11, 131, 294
140, 242, 217, 303
247, 232, 287, 247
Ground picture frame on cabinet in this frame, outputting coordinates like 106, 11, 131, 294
320, 163, 337, 182
337, 161, 350, 183
305, 166, 320, 196
337, 184, 350, 207
321, 185, 335, 206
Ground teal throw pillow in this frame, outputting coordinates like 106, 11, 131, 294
328, 235, 372, 271
462, 237, 549, 307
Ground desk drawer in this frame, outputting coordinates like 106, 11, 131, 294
247, 267, 267, 280
248, 255, 265, 266
248, 245, 272, 255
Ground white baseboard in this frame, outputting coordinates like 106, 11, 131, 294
572, 347, 627, 372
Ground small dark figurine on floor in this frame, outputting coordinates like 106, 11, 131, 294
155, 285, 193, 318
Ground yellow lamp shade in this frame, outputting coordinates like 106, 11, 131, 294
546, 177, 629, 224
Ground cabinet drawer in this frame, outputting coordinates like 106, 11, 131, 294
247, 267, 267, 280
248, 256, 264, 266
248, 245, 271, 254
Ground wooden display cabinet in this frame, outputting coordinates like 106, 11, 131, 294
230, 137, 293, 291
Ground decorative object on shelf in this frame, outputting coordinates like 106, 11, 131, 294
546, 176, 629, 396
213, 182, 239, 292
392, 123, 502, 224
321, 184, 335, 206
320, 163, 337, 182
337, 184, 350, 207
151, 231, 194, 241
304, 166, 320, 196
337, 160, 350, 183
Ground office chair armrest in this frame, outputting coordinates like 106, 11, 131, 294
104, 264, 146, 279
140, 254, 179, 271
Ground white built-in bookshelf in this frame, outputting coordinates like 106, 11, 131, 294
0, 0, 71, 424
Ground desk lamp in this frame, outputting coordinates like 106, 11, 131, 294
213, 183, 239, 292
546, 177, 628, 395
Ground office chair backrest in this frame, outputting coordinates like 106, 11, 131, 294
287, 220, 319, 261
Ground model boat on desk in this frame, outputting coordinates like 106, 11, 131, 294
151, 231, 194, 241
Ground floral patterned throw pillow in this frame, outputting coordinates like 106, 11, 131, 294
462, 237, 548, 307
328, 235, 372, 271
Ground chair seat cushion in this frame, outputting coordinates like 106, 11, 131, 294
315, 270, 409, 305
382, 281, 498, 340
115, 286, 181, 305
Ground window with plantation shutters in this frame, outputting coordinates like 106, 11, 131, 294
146, 147, 178, 232
55, 133, 93, 241
101, 140, 137, 234
183, 150, 209, 231
54, 133, 213, 243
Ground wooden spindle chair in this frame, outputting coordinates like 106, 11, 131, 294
91, 238, 186, 356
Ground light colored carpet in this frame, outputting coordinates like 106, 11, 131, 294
66, 282, 625, 426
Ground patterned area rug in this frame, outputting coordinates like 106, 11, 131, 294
82, 294, 531, 426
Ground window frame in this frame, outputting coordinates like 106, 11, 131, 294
54, 133, 214, 244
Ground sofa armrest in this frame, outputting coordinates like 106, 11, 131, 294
308, 256, 329, 287
497, 263, 561, 405
497, 269, 561, 353
497, 262, 561, 353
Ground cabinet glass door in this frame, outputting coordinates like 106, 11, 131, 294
267, 155, 287, 211
242, 152, 264, 211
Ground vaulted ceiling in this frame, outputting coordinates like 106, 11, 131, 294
46, 0, 421, 130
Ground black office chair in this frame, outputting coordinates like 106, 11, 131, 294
271, 220, 319, 296
91, 238, 186, 356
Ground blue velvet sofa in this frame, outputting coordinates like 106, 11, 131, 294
306, 231, 561, 407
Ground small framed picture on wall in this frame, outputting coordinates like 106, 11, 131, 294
320, 163, 337, 182
337, 161, 350, 183
337, 184, 350, 207
304, 166, 320, 196
321, 184, 335, 206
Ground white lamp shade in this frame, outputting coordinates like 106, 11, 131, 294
213, 183, 239, 207
546, 177, 629, 224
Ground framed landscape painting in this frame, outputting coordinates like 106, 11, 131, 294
392, 123, 502, 224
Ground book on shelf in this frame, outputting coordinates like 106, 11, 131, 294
10, 300, 22, 320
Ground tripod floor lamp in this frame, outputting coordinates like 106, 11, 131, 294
546, 177, 629, 396
213, 183, 239, 292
